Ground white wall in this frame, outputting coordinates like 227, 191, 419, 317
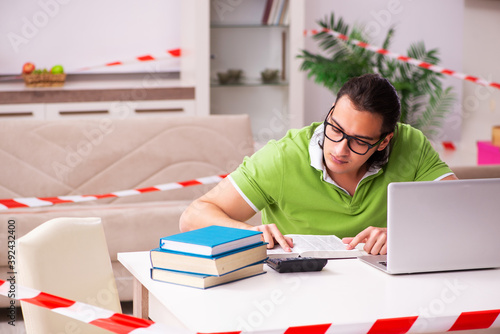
0, 0, 181, 75
462, 0, 500, 151
303, 0, 464, 142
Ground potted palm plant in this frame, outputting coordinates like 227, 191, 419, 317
298, 13, 455, 139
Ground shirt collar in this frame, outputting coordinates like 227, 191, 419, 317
309, 123, 383, 193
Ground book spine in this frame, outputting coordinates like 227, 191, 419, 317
274, 0, 285, 26
151, 260, 266, 277
283, 0, 290, 26
261, 0, 273, 25
267, 0, 279, 26
279, 0, 289, 26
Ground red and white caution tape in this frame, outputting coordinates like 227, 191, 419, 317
74, 48, 181, 72
0, 174, 227, 211
2, 279, 499, 334
262, 311, 500, 333
0, 279, 188, 334
304, 28, 500, 91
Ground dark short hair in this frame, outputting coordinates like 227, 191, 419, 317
331, 73, 401, 169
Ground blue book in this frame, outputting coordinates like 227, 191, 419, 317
150, 262, 266, 289
159, 225, 263, 256
151, 242, 267, 276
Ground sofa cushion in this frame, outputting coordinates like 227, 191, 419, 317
0, 115, 254, 203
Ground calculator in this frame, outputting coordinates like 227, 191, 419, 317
266, 257, 328, 273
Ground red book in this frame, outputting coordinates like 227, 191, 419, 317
262, 0, 273, 25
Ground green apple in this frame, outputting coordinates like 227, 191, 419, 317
51, 65, 64, 74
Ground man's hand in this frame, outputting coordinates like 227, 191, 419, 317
342, 226, 387, 255
251, 224, 294, 251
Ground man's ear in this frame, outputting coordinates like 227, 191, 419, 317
377, 132, 394, 151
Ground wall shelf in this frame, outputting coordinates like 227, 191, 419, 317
209, 0, 305, 142
211, 81, 289, 87
211, 24, 289, 28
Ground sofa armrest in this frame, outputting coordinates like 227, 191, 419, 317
450, 165, 500, 179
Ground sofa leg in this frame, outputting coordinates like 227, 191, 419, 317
133, 277, 149, 319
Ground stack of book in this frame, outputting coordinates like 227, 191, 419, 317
150, 225, 267, 289
262, 0, 290, 26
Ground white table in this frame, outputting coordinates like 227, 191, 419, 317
118, 251, 500, 333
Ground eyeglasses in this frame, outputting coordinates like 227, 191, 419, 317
323, 106, 387, 155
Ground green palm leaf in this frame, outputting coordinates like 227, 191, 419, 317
297, 12, 456, 139
413, 86, 456, 137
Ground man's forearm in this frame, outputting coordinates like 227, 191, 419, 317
179, 199, 254, 232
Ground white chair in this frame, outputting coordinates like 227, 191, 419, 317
17, 217, 122, 334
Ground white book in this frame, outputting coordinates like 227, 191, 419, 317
281, 0, 290, 26
267, 234, 365, 259
274, 0, 286, 25
267, 0, 280, 25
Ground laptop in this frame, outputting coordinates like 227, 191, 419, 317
358, 178, 500, 274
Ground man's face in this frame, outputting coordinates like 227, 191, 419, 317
322, 96, 392, 179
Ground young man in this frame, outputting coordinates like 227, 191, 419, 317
180, 74, 457, 255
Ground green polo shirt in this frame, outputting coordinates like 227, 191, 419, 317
229, 122, 453, 238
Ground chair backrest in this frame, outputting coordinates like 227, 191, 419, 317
17, 217, 122, 334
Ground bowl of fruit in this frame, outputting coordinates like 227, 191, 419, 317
22, 62, 66, 87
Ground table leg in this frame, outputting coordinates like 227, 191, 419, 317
132, 277, 149, 319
